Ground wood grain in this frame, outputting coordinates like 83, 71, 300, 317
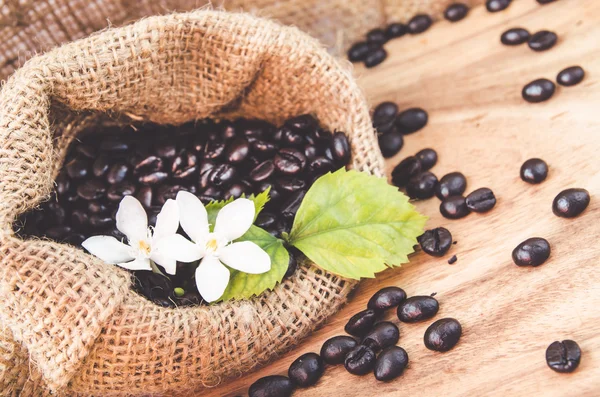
208, 1, 600, 395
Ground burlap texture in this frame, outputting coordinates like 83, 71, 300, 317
0, 9, 384, 395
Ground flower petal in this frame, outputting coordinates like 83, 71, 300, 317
82, 236, 134, 264
176, 191, 209, 243
116, 196, 148, 242
214, 198, 255, 242
155, 234, 203, 263
117, 258, 152, 271
218, 241, 271, 274
195, 256, 230, 303
153, 199, 179, 240
151, 252, 177, 275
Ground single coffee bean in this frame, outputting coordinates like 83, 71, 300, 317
226, 137, 250, 164
397, 296, 439, 323
46, 225, 72, 241
385, 23, 407, 39
106, 162, 130, 184
136, 186, 153, 209
418, 227, 452, 257
373, 102, 399, 128
444, 3, 469, 22
406, 172, 438, 199
286, 114, 318, 132
408, 14, 433, 34
440, 196, 471, 219
76, 179, 106, 201
520, 158, 548, 184
223, 183, 246, 200
248, 375, 294, 397
46, 202, 66, 226
436, 172, 467, 199
362, 322, 400, 352
528, 30, 558, 51
368, 287, 407, 312
374, 346, 409, 381
281, 190, 306, 219
344, 309, 378, 337
138, 171, 169, 185
424, 318, 462, 352
396, 108, 428, 134
198, 160, 216, 189
288, 352, 324, 388
252, 140, 278, 157
522, 78, 555, 103
154, 141, 177, 158
274, 148, 306, 175
65, 157, 89, 179
203, 140, 226, 160
55, 172, 70, 196
364, 47, 387, 68
448, 255, 458, 264
556, 66, 585, 87
552, 188, 590, 218
466, 188, 496, 213
70, 210, 89, 229
512, 237, 551, 267
75, 143, 96, 158
208, 164, 236, 187
366, 28, 388, 46
100, 139, 129, 152
250, 160, 275, 182
378, 131, 404, 158
391, 156, 422, 187
303, 145, 318, 161
537, 0, 557, 3
416, 148, 437, 171
344, 345, 377, 376
107, 182, 136, 202
256, 212, 277, 230
331, 132, 351, 165
501, 28, 530, 45
89, 214, 114, 229
486, 0, 511, 12
546, 340, 581, 373
348, 42, 370, 62
276, 177, 306, 193
88, 201, 109, 214
134, 155, 164, 174
92, 154, 111, 177
320, 336, 358, 365
284, 246, 299, 278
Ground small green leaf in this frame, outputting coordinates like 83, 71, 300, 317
205, 188, 270, 226
288, 168, 427, 279
219, 225, 289, 301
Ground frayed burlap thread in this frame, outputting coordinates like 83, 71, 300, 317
0, 10, 382, 395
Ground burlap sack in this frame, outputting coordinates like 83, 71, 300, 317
0, 9, 385, 395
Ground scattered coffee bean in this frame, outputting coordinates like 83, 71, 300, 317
391, 156, 422, 187
332, 132, 351, 164
396, 108, 428, 134
368, 287, 407, 312
415, 148, 437, 171
556, 66, 585, 87
366, 28, 388, 46
385, 23, 407, 39
374, 346, 409, 381
424, 318, 462, 352
364, 48, 388, 68
537, 0, 557, 3
440, 196, 470, 219
288, 352, 324, 388
320, 336, 358, 365
444, 3, 469, 22
520, 158, 548, 184
512, 237, 551, 267
408, 15, 433, 34
522, 78, 555, 103
397, 296, 439, 323
486, 0, 511, 12
406, 172, 438, 199
528, 30, 558, 51
418, 227, 453, 257
552, 188, 590, 218
501, 28, 530, 45
546, 340, 581, 373
435, 172, 467, 200
344, 345, 377, 375
373, 102, 399, 128
465, 188, 496, 213
362, 322, 400, 351
448, 255, 457, 264
345, 309, 379, 337
249, 375, 294, 397
378, 131, 404, 158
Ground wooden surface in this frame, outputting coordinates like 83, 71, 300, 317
209, 1, 600, 396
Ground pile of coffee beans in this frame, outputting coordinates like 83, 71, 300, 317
248, 286, 462, 396
14, 115, 351, 307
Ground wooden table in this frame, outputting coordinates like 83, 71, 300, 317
210, 1, 600, 395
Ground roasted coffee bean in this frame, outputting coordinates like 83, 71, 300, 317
520, 158, 548, 184
56, 172, 70, 196
223, 183, 246, 200
424, 318, 462, 352
288, 353, 324, 387
408, 14, 433, 34
385, 23, 407, 39
366, 28, 388, 46
75, 143, 96, 158
70, 210, 89, 229
134, 156, 163, 174
391, 156, 422, 187
344, 345, 377, 376
156, 185, 193, 206
546, 340, 581, 373
466, 188, 496, 213
486, 0, 511, 12
281, 190, 306, 218
89, 214, 114, 229
92, 154, 111, 177
171, 153, 198, 179
364, 47, 387, 68
418, 227, 452, 257
373, 102, 399, 128
557, 66, 585, 87
396, 108, 428, 134
368, 287, 407, 312
100, 139, 129, 152
77, 179, 106, 201
436, 172, 467, 200
362, 322, 400, 351
284, 246, 299, 278
279, 127, 304, 147
198, 160, 216, 189
440, 196, 470, 219
46, 225, 72, 241
276, 177, 306, 193
309, 157, 335, 174
258, 182, 282, 203
136, 186, 153, 209
138, 171, 168, 185
45, 202, 66, 226
252, 140, 278, 157
448, 255, 458, 264
287, 114, 318, 132
444, 3, 469, 22
398, 296, 439, 323
256, 212, 277, 230
88, 201, 109, 214
406, 172, 438, 199
374, 346, 409, 381
528, 30, 557, 51
226, 138, 250, 164
107, 182, 136, 202
106, 162, 130, 184
332, 132, 351, 164
65, 157, 89, 179
203, 140, 226, 159
274, 148, 306, 175
522, 78, 555, 103
154, 141, 177, 158
512, 237, 551, 267
249, 376, 294, 397
320, 336, 358, 365
378, 132, 404, 158
552, 188, 590, 218
303, 145, 318, 160
416, 148, 437, 171
501, 28, 530, 45
208, 164, 236, 187
345, 309, 378, 337
348, 42, 370, 62
537, 0, 557, 3
250, 160, 275, 182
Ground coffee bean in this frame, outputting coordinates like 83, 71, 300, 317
250, 160, 275, 182
444, 3, 469, 22
520, 158, 548, 184
106, 162, 130, 184
408, 15, 433, 34
537, 0, 557, 3
552, 188, 590, 218
528, 30, 558, 51
397, 296, 439, 323
154, 141, 177, 158
65, 157, 89, 179
344, 345, 377, 376
203, 140, 226, 160
546, 340, 581, 373
107, 182, 136, 202
256, 212, 277, 230
374, 346, 409, 381
100, 139, 129, 152
249, 375, 294, 397
416, 148, 437, 171
362, 322, 400, 352
75, 143, 96, 158
378, 132, 404, 158
440, 196, 470, 219
332, 132, 351, 164
136, 186, 153, 209
385, 23, 407, 39
56, 172, 70, 196
77, 179, 106, 201
366, 28, 388, 46
284, 246, 299, 278
344, 309, 378, 337
134, 155, 163, 174
320, 336, 358, 365
406, 172, 438, 199
466, 188, 496, 213
274, 148, 306, 175
396, 108, 428, 134
501, 28, 530, 45
522, 78, 555, 103
348, 42, 370, 62
208, 164, 236, 187
512, 237, 550, 267
198, 160, 216, 189
448, 255, 457, 264
424, 318, 462, 352
418, 227, 452, 257
288, 352, 324, 387
286, 114, 318, 133
373, 102, 399, 128
436, 172, 467, 200
224, 183, 247, 200
281, 190, 306, 219
138, 171, 169, 186
486, 0, 511, 12
88, 201, 109, 214
46, 225, 72, 241
279, 127, 305, 147
364, 47, 387, 68
391, 156, 422, 187
70, 210, 89, 229
368, 287, 407, 312
557, 66, 585, 87
276, 177, 306, 193
226, 138, 250, 164
92, 154, 111, 177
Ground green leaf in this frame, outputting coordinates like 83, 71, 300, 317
288, 168, 427, 279
218, 226, 289, 301
205, 188, 270, 226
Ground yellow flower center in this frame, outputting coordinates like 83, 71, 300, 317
206, 238, 219, 254
138, 240, 151, 256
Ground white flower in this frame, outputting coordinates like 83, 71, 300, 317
82, 196, 180, 275
157, 191, 271, 302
